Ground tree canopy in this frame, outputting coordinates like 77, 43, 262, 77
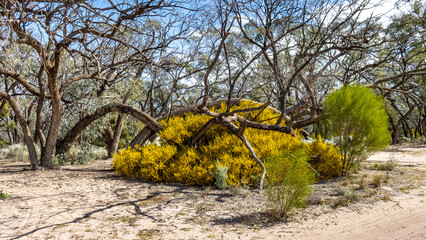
0, 0, 424, 169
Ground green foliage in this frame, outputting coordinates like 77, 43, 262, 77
0, 190, 11, 199
322, 85, 391, 175
0, 103, 10, 118
54, 144, 107, 166
369, 161, 395, 171
265, 150, 316, 219
88, 116, 139, 149
113, 100, 344, 187
0, 103, 15, 135
209, 161, 229, 190
0, 143, 40, 162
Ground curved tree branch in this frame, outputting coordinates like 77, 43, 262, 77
56, 103, 163, 155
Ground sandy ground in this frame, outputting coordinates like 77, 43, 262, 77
0, 144, 425, 240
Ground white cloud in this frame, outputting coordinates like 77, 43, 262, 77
359, 0, 411, 25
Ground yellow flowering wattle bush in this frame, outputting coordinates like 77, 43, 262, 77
113, 100, 344, 186
113, 144, 177, 181
306, 138, 343, 179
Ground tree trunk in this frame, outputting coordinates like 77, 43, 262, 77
41, 75, 62, 169
108, 98, 129, 157
13, 115, 20, 143
392, 124, 400, 144
34, 96, 46, 149
422, 107, 426, 137
219, 117, 268, 190
34, 66, 46, 149
6, 117, 14, 145
0, 91, 38, 169
105, 126, 114, 152
108, 113, 125, 158
129, 127, 157, 148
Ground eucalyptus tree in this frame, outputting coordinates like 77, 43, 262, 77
336, 0, 426, 142
0, 0, 194, 169
0, 0, 424, 172
235, 0, 392, 130
376, 1, 426, 142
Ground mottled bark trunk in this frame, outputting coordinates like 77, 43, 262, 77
41, 75, 62, 169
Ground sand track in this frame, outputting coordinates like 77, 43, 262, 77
0, 145, 425, 240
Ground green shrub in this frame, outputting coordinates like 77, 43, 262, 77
113, 100, 343, 186
54, 143, 108, 166
0, 190, 11, 199
369, 161, 395, 171
209, 161, 229, 189
322, 85, 391, 175
265, 150, 316, 219
0, 143, 41, 162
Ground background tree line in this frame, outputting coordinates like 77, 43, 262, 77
0, 0, 424, 169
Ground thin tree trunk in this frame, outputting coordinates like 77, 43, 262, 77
34, 97, 46, 148
105, 126, 114, 150
0, 91, 38, 169
109, 98, 129, 157
392, 125, 400, 144
34, 66, 46, 149
190, 118, 218, 147
108, 113, 125, 157
421, 107, 426, 137
14, 115, 20, 143
220, 118, 268, 190
6, 117, 14, 145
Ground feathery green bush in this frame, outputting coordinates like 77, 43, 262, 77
265, 150, 316, 219
322, 85, 391, 175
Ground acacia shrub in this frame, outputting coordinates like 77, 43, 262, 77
265, 149, 316, 219
322, 85, 391, 175
113, 100, 344, 186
